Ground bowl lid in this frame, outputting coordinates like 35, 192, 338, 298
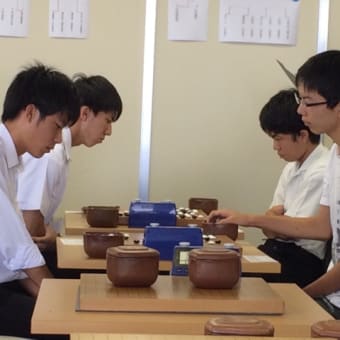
189, 247, 240, 260
312, 320, 340, 337
205, 316, 274, 335
83, 231, 124, 238
86, 205, 120, 211
107, 245, 159, 258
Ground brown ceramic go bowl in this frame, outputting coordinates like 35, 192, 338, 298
85, 205, 119, 227
83, 231, 124, 258
201, 222, 238, 240
106, 245, 159, 287
204, 316, 274, 336
189, 247, 241, 289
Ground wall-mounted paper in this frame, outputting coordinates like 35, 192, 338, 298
168, 0, 208, 41
49, 0, 88, 39
219, 0, 300, 45
0, 0, 30, 37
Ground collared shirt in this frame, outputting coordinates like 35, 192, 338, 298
270, 143, 330, 259
0, 124, 45, 283
17, 127, 72, 229
320, 143, 340, 307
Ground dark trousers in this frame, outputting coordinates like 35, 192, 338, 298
0, 280, 68, 340
42, 247, 105, 279
245, 239, 325, 288
42, 247, 84, 279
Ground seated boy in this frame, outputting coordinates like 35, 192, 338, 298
17, 74, 122, 277
0, 62, 78, 338
255, 88, 329, 287
208, 50, 340, 318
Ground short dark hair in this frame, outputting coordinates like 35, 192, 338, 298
73, 74, 122, 121
259, 88, 320, 144
296, 50, 340, 108
2, 62, 79, 124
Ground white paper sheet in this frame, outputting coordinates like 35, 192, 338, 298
243, 255, 277, 263
0, 0, 30, 37
60, 237, 83, 246
49, 0, 89, 38
168, 0, 208, 41
219, 0, 300, 45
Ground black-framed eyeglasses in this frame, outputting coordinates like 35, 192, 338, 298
294, 91, 328, 107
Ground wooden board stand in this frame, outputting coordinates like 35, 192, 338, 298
78, 274, 285, 315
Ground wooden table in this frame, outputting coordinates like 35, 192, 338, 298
63, 211, 245, 240
71, 334, 334, 340
56, 236, 280, 273
31, 279, 333, 337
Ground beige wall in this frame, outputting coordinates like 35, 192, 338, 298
329, 0, 340, 50
322, 0, 340, 149
0, 0, 327, 244
0, 0, 145, 214
150, 0, 320, 243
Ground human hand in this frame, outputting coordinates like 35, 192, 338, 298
207, 209, 250, 226
265, 205, 285, 217
32, 224, 58, 251
263, 205, 291, 239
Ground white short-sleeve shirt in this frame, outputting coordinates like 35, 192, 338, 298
319, 144, 340, 307
0, 124, 45, 283
17, 128, 71, 229
270, 143, 330, 259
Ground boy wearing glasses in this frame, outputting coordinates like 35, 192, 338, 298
254, 88, 329, 288
16, 74, 122, 277
0, 63, 78, 338
208, 50, 340, 319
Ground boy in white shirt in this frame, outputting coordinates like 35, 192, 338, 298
255, 88, 329, 287
0, 63, 78, 338
208, 50, 340, 319
17, 74, 122, 277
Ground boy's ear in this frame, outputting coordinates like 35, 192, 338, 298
335, 102, 340, 117
79, 106, 91, 121
299, 129, 309, 141
24, 104, 38, 122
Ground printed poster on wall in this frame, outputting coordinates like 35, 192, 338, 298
219, 0, 300, 45
0, 0, 30, 37
49, 0, 89, 38
168, 0, 209, 41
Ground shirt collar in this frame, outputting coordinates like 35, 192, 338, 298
62, 127, 72, 161
295, 143, 326, 173
0, 124, 21, 169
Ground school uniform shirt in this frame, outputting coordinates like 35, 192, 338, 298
17, 127, 72, 230
321, 144, 340, 308
0, 124, 45, 283
270, 143, 330, 259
